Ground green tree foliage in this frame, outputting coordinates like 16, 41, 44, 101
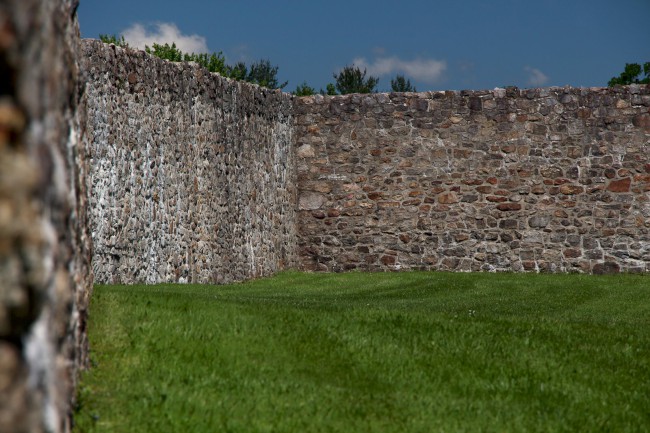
319, 83, 338, 96
294, 82, 316, 96
227, 62, 248, 81
139, 41, 286, 89
391, 74, 417, 92
144, 43, 227, 75
333, 65, 379, 94
608, 62, 650, 86
145, 42, 183, 62
186, 52, 227, 76
246, 59, 288, 90
99, 34, 128, 47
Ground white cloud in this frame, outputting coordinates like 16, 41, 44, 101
524, 66, 549, 86
122, 22, 209, 54
352, 56, 447, 84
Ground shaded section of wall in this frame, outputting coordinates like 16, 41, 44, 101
0, 0, 92, 432
82, 40, 296, 284
295, 87, 650, 274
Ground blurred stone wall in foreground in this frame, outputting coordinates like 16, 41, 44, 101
0, 0, 92, 432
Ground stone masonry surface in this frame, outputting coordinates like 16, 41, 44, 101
1, 2, 649, 430
0, 0, 92, 432
82, 40, 297, 284
294, 88, 650, 274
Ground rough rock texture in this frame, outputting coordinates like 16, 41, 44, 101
0, 0, 92, 432
294, 87, 650, 273
82, 40, 296, 284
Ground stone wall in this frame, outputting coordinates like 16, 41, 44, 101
82, 40, 296, 284
294, 87, 650, 273
0, 0, 92, 432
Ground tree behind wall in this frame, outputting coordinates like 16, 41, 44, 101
391, 74, 417, 92
334, 65, 379, 94
245, 59, 288, 90
608, 62, 650, 86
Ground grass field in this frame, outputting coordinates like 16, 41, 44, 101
73, 271, 650, 433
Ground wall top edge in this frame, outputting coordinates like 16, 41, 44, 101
81, 38, 294, 99
81, 39, 648, 102
296, 85, 649, 103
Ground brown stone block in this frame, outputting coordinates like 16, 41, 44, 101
633, 174, 650, 182
522, 260, 537, 270
441, 257, 460, 269
592, 262, 621, 274
487, 177, 498, 185
423, 256, 437, 265
606, 177, 631, 192
567, 147, 583, 158
380, 255, 397, 265
409, 190, 423, 197
497, 203, 522, 211
632, 114, 650, 131
367, 192, 383, 200
399, 234, 411, 243
476, 186, 493, 194
541, 166, 564, 178
327, 209, 341, 217
377, 201, 400, 208
563, 248, 581, 258
402, 199, 421, 206
342, 209, 364, 216
576, 108, 591, 119
554, 209, 569, 218
453, 149, 473, 158
486, 195, 508, 203
586, 185, 604, 194
438, 192, 459, 204
516, 145, 531, 156
604, 168, 617, 179
559, 184, 584, 195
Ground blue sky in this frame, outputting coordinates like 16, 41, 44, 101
79, 0, 649, 92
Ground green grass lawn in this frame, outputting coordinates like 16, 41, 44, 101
74, 271, 650, 433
